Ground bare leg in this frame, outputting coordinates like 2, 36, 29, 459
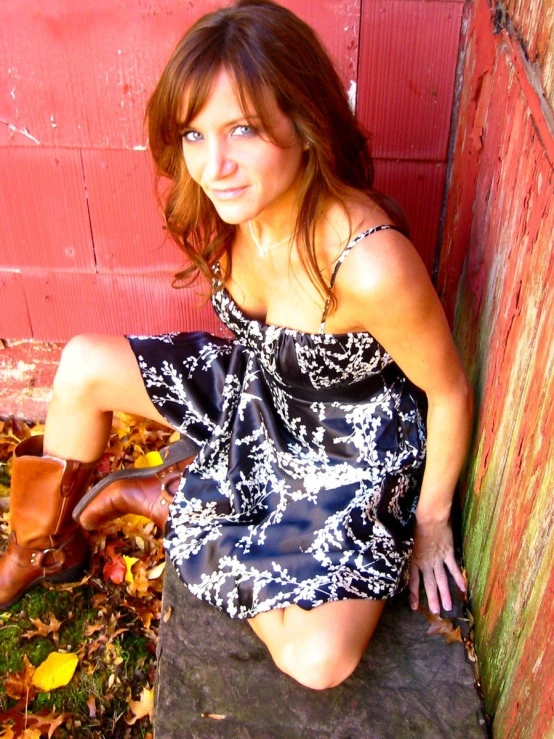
44, 334, 171, 462
248, 598, 386, 690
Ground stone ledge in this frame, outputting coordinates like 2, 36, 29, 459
154, 562, 487, 739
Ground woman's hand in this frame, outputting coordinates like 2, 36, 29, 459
408, 517, 466, 613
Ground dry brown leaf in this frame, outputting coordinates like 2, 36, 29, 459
201, 712, 227, 720
419, 605, 463, 645
86, 694, 97, 719
103, 542, 126, 584
22, 614, 63, 641
0, 708, 69, 739
125, 686, 154, 725
4, 654, 36, 700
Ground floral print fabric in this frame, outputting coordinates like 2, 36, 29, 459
128, 228, 427, 619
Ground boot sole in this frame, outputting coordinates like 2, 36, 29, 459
0, 560, 89, 610
72, 438, 196, 525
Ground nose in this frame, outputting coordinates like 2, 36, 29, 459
204, 137, 235, 181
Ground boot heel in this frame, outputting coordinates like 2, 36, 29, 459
46, 561, 88, 584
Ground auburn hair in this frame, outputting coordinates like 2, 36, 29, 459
146, 0, 408, 304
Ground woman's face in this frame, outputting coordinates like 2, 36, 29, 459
180, 68, 305, 226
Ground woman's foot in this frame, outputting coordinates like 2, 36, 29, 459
0, 436, 97, 609
73, 443, 195, 530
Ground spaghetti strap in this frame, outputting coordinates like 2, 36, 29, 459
319, 224, 404, 333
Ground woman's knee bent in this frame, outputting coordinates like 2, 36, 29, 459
276, 636, 363, 691
53, 334, 127, 405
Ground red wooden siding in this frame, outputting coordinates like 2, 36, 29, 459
0, 0, 464, 342
438, 0, 554, 736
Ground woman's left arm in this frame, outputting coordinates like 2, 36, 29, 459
338, 229, 473, 613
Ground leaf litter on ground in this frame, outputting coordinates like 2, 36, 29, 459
0, 413, 175, 737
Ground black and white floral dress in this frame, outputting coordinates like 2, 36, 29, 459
128, 225, 427, 619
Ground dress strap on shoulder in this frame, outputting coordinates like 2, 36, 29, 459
319, 224, 404, 333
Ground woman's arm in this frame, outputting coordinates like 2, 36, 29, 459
335, 228, 472, 612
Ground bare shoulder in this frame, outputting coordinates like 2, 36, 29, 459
335, 224, 431, 313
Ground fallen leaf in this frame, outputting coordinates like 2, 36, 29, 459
4, 654, 36, 700
134, 451, 163, 469
146, 561, 165, 580
0, 709, 68, 739
124, 555, 140, 583
22, 614, 63, 641
32, 652, 79, 692
126, 686, 154, 725
86, 694, 97, 719
103, 542, 126, 584
419, 605, 463, 645
201, 713, 226, 720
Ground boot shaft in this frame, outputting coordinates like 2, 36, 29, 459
9, 436, 97, 548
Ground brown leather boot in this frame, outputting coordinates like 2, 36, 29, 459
73, 439, 196, 531
0, 436, 98, 609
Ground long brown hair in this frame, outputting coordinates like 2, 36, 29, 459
147, 0, 407, 303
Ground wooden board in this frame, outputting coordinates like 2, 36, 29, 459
438, 0, 554, 735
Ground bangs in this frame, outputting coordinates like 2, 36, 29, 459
178, 61, 285, 146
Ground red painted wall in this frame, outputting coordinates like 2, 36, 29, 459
0, 0, 464, 343
438, 0, 554, 735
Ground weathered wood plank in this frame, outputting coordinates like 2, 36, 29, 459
439, 0, 554, 735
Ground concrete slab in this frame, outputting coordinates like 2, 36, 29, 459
0, 340, 61, 420
155, 562, 487, 739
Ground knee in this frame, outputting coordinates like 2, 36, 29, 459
277, 637, 360, 691
53, 334, 109, 399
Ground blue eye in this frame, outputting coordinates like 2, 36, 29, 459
232, 125, 254, 136
182, 130, 203, 142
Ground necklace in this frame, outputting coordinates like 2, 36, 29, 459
248, 221, 292, 258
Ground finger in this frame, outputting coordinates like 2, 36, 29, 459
421, 567, 440, 614
434, 564, 452, 611
408, 564, 420, 610
444, 554, 467, 593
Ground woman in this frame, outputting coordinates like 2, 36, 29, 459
0, 0, 471, 690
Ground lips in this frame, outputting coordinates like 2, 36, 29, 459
207, 186, 248, 201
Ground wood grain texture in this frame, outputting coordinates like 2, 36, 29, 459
439, 0, 554, 735
81, 149, 179, 273
505, 0, 554, 111
0, 0, 360, 149
357, 0, 463, 160
373, 159, 446, 272
0, 147, 95, 271
0, 271, 32, 338
21, 271, 230, 342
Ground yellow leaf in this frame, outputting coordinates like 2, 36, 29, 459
134, 451, 163, 469
126, 686, 154, 725
124, 556, 139, 582
32, 652, 78, 692
120, 514, 151, 528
